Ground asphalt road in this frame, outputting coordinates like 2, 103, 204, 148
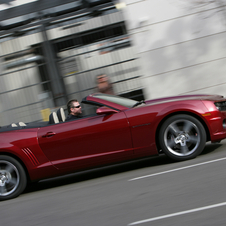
2, 140, 226, 226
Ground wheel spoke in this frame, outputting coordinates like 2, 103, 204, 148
183, 121, 193, 132
5, 164, 14, 174
169, 124, 180, 136
188, 135, 199, 144
167, 138, 175, 148
181, 145, 189, 154
8, 178, 17, 186
0, 185, 7, 195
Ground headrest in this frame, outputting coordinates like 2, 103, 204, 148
57, 108, 66, 122
18, 122, 26, 126
49, 112, 59, 124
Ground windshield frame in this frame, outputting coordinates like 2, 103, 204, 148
92, 93, 137, 108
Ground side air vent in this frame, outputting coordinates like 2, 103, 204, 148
21, 148, 39, 166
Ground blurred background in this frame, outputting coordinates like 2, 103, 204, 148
0, 0, 226, 126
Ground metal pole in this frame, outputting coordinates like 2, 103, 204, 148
41, 23, 67, 107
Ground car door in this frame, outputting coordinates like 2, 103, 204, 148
37, 111, 133, 170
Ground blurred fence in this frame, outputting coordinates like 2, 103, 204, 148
0, 5, 144, 126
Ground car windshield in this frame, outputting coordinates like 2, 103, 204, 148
93, 93, 137, 108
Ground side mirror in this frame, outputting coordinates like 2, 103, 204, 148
96, 106, 118, 115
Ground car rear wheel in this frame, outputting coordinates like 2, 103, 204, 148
159, 114, 206, 161
0, 155, 27, 201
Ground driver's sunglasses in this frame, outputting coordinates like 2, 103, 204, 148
72, 105, 80, 108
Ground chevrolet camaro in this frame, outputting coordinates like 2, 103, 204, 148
1, 93, 226, 201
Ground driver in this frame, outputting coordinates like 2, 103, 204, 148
65, 99, 83, 121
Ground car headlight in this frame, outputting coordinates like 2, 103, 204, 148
214, 101, 226, 111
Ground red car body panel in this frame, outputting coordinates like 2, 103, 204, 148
37, 112, 133, 170
0, 129, 57, 181
1, 93, 226, 182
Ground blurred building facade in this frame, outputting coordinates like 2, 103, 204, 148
0, 0, 144, 126
123, 0, 226, 99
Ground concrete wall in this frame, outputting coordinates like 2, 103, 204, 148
122, 0, 226, 99
0, 33, 45, 125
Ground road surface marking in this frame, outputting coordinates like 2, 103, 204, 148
128, 201, 226, 225
129, 157, 226, 181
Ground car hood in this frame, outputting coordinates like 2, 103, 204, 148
145, 94, 225, 105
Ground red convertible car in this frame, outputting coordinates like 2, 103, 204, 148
1, 93, 226, 200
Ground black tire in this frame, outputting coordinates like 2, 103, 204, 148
159, 114, 206, 161
0, 155, 27, 201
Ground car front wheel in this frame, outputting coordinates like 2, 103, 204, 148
159, 114, 206, 161
0, 155, 27, 201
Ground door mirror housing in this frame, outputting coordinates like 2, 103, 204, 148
96, 106, 118, 115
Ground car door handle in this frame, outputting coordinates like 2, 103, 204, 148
42, 132, 56, 138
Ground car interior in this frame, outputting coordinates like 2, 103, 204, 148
0, 104, 102, 132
